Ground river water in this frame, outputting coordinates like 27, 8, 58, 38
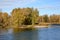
0, 25, 60, 40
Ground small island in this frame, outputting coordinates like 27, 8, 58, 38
0, 8, 60, 32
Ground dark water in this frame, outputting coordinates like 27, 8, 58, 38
0, 25, 60, 40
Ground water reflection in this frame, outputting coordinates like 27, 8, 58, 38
0, 28, 12, 40
0, 25, 60, 40
13, 30, 38, 40
0, 28, 38, 40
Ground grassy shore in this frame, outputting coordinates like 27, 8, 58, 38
13, 25, 35, 32
0, 23, 50, 32
13, 24, 49, 32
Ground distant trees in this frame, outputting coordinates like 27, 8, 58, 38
43, 15, 49, 22
38, 14, 60, 24
50, 15, 60, 23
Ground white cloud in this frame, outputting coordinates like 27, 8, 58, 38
0, 0, 36, 8
35, 5, 60, 10
22, 0, 36, 2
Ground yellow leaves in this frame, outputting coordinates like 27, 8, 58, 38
0, 12, 10, 28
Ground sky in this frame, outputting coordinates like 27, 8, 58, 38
0, 0, 60, 15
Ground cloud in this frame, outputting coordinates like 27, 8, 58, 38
22, 0, 36, 2
0, 0, 14, 8
0, 0, 36, 5
0, 0, 36, 8
36, 5, 60, 10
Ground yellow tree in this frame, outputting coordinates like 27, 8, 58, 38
11, 8, 25, 28
11, 8, 39, 28
50, 14, 59, 23
22, 8, 32, 25
0, 12, 3, 28
32, 8, 39, 25
43, 14, 49, 23
2, 12, 9, 28
11, 8, 19, 28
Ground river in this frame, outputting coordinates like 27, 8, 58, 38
0, 24, 60, 40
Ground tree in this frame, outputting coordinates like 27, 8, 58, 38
2, 12, 9, 28
23, 13, 32, 25
11, 8, 39, 28
22, 7, 32, 25
32, 8, 39, 25
11, 8, 26, 28
43, 15, 49, 22
0, 12, 3, 28
50, 14, 59, 23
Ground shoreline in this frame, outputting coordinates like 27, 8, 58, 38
34, 25, 48, 28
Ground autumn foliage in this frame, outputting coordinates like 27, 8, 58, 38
0, 8, 60, 28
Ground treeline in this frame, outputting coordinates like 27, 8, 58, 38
0, 12, 10, 28
38, 14, 60, 24
0, 8, 39, 28
0, 7, 60, 28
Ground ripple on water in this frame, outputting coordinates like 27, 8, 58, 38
0, 25, 60, 40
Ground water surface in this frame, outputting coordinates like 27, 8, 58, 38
0, 25, 60, 40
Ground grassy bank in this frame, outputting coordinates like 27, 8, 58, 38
13, 25, 35, 32
13, 24, 49, 33
0, 23, 50, 33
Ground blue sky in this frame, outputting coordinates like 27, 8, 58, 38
0, 0, 60, 15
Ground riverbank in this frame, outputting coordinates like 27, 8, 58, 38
0, 23, 51, 33
13, 25, 49, 32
